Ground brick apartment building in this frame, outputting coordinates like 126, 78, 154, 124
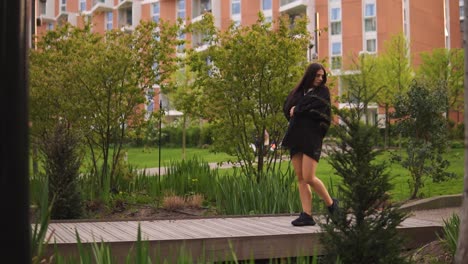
33, 0, 465, 125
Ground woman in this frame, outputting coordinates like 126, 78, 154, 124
282, 62, 339, 226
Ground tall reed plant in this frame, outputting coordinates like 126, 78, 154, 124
215, 168, 305, 215
438, 213, 460, 257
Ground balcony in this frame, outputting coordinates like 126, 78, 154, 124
191, 0, 211, 23
118, 7, 133, 29
279, 0, 308, 17
85, 0, 113, 14
117, 0, 133, 9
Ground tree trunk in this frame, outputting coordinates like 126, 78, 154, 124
182, 114, 186, 160
454, 1, 468, 262
384, 104, 389, 149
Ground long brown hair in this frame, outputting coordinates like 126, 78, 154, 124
285, 63, 327, 107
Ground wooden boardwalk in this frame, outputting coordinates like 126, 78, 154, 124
42, 214, 444, 263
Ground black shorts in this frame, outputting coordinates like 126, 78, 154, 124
290, 146, 322, 162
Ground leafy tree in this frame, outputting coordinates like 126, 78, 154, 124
340, 52, 384, 126
392, 81, 455, 199
417, 48, 464, 121
186, 13, 310, 181
374, 33, 413, 148
322, 88, 409, 264
30, 20, 181, 198
170, 68, 206, 159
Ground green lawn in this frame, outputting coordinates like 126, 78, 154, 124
124, 147, 236, 169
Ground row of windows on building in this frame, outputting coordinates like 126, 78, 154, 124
45, 0, 383, 71
330, 1, 376, 70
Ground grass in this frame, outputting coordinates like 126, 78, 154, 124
185, 147, 464, 203
123, 147, 235, 169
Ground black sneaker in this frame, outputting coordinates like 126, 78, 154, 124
327, 198, 340, 217
291, 212, 316, 226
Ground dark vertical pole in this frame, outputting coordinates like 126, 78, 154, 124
158, 100, 162, 183
0, 0, 31, 263
314, 12, 319, 57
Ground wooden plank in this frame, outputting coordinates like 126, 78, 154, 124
44, 214, 446, 264
196, 218, 256, 237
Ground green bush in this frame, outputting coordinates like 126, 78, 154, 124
39, 121, 83, 220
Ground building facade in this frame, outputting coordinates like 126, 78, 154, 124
34, 0, 464, 124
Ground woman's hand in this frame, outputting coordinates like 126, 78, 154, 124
290, 106, 295, 117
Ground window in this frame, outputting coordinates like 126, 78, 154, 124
178, 0, 186, 19
364, 3, 376, 32
262, 0, 272, 10
232, 0, 241, 15
47, 23, 54, 31
331, 56, 342, 70
106, 12, 113, 30
366, 39, 376, 52
331, 7, 341, 20
126, 8, 132, 25
79, 0, 86, 12
330, 7, 341, 35
39, 1, 46, 15
177, 32, 186, 52
331, 42, 341, 55
460, 0, 465, 19
61, 0, 67, 12
152, 2, 160, 23
201, 0, 211, 12
331, 42, 342, 70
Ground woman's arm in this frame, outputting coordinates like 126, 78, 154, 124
293, 87, 331, 123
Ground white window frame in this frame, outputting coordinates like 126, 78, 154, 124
79, 0, 86, 12
177, 0, 186, 20
152, 2, 160, 23
366, 38, 377, 53
460, 0, 465, 19
262, 0, 272, 11
61, 0, 67, 12
329, 0, 342, 71
262, 0, 272, 25
330, 7, 341, 35
363, 1, 377, 54
364, 3, 376, 32
331, 42, 342, 70
231, 0, 241, 26
106, 11, 113, 30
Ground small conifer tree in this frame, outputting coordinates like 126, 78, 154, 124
40, 121, 83, 219
320, 65, 410, 263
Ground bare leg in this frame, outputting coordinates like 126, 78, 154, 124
301, 154, 333, 207
291, 153, 313, 215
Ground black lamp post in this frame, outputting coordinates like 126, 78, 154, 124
158, 100, 162, 184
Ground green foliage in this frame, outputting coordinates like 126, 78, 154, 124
187, 12, 310, 181
374, 33, 413, 148
39, 121, 83, 219
417, 48, 464, 114
29, 19, 182, 200
322, 81, 409, 263
438, 213, 460, 258
31, 179, 53, 264
392, 81, 455, 199
340, 52, 385, 125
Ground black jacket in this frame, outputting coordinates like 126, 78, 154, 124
281, 86, 331, 159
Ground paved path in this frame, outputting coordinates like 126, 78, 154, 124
139, 161, 241, 175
